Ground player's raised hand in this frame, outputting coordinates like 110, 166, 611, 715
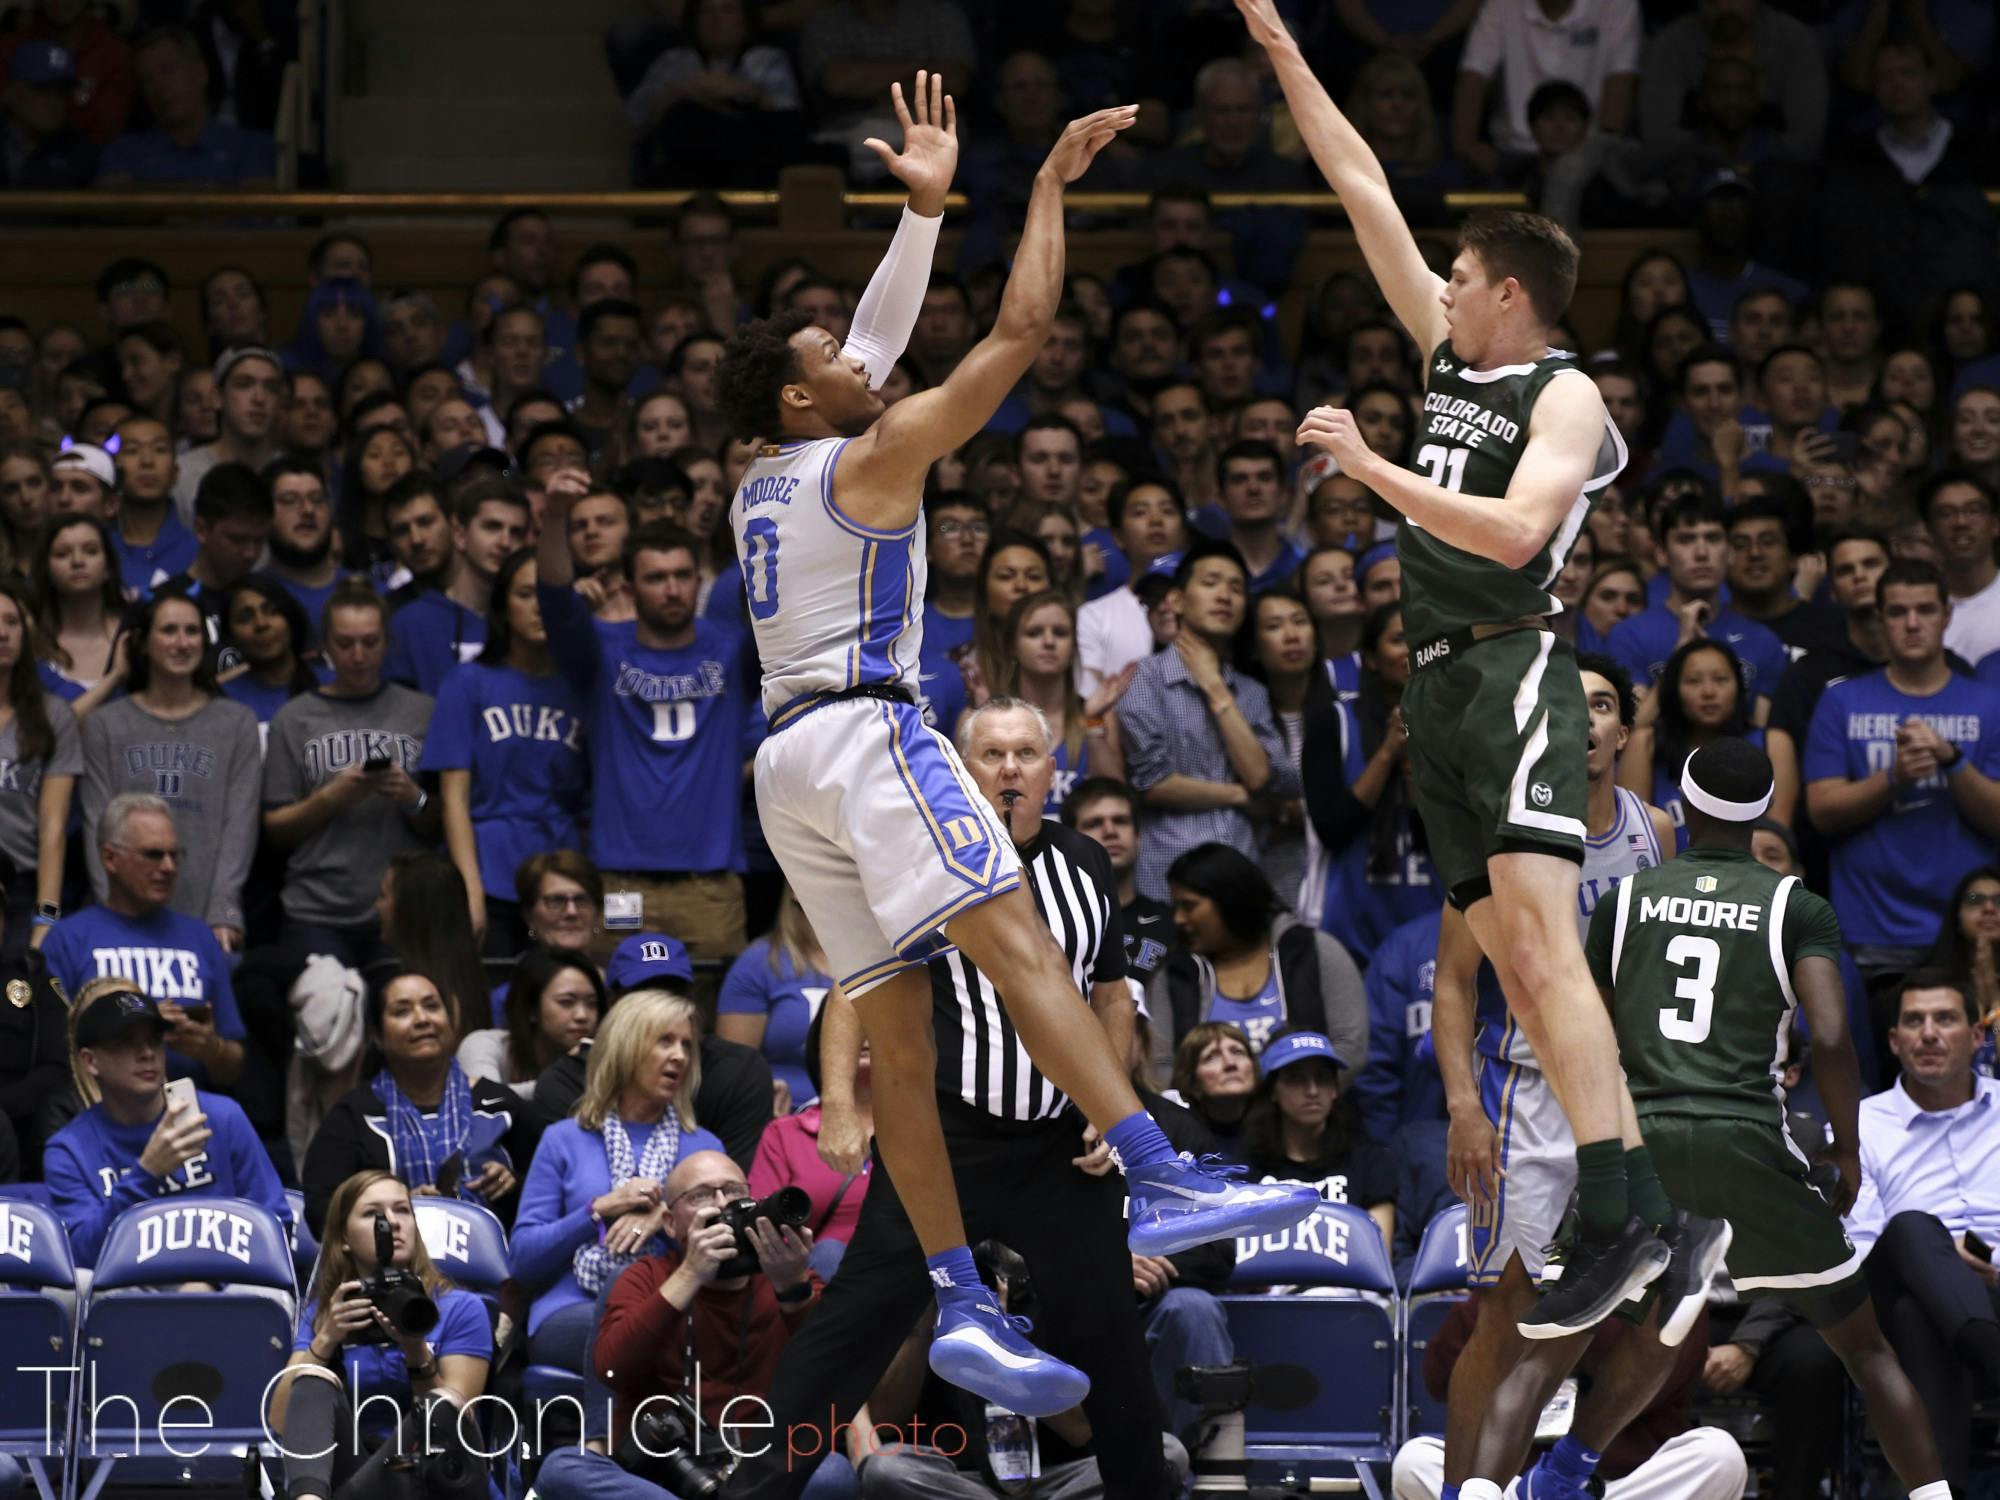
1040, 105, 1139, 186
1233, 0, 1293, 48
864, 71, 957, 215
1296, 405, 1373, 474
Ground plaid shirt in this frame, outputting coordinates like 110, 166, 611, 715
1119, 646, 1299, 900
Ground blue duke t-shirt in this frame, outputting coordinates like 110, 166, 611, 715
419, 661, 588, 897
540, 583, 759, 873
43, 905, 244, 1084
1608, 605, 1789, 701
717, 937, 832, 1107
386, 592, 488, 696
293, 1288, 491, 1437
917, 605, 975, 734
1208, 968, 1287, 1054
1805, 670, 2000, 946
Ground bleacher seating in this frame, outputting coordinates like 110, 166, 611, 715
1224, 1201, 1400, 1495
72, 1197, 297, 1500
0, 1200, 77, 1500
1402, 1203, 1471, 1442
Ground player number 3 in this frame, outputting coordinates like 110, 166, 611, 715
1659, 934, 1720, 1044
742, 518, 781, 621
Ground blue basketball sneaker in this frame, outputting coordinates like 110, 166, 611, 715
927, 1296, 1090, 1418
1125, 1153, 1321, 1256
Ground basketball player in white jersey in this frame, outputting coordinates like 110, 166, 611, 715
716, 84, 1318, 1416
1414, 655, 1705, 1500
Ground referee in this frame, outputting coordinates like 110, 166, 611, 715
720, 697, 1171, 1500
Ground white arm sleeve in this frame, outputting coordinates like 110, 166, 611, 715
842, 206, 944, 391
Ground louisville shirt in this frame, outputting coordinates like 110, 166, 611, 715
418, 660, 587, 899
930, 821, 1125, 1122
540, 582, 758, 874
1804, 668, 2000, 946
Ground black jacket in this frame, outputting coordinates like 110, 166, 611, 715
301, 1072, 532, 1234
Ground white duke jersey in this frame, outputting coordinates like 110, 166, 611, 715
729, 436, 925, 725
1475, 784, 1665, 1070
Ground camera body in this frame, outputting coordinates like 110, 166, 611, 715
351, 1213, 440, 1345
709, 1186, 810, 1277
615, 1393, 731, 1499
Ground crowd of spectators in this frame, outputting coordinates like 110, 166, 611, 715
0, 0, 1996, 1496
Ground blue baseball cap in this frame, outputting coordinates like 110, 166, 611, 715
1260, 1030, 1344, 1076
607, 932, 693, 993
10, 41, 75, 86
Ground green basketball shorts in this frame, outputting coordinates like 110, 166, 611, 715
1642, 1111, 1869, 1327
1402, 626, 1588, 908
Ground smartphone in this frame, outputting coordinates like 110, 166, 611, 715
1967, 1231, 1994, 1265
363, 754, 392, 772
179, 1003, 212, 1025
1827, 432, 1861, 465
435, 1153, 464, 1197
164, 1075, 198, 1116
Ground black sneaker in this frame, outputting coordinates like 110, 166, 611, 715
1653, 1210, 1733, 1348
1516, 1215, 1671, 1340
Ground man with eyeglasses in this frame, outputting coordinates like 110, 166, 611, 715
1921, 472, 2000, 669
916, 494, 989, 733
534, 1148, 834, 1500
43, 791, 247, 1091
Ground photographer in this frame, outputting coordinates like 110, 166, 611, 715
529, 1150, 831, 1500
270, 1170, 493, 1500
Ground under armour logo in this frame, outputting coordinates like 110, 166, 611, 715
1530, 782, 1554, 807
1436, 358, 1452, 374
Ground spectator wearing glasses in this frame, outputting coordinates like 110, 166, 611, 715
916, 492, 987, 734
44, 793, 246, 1090
1921, 472, 2000, 669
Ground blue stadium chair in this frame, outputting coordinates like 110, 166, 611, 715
0, 1200, 78, 1500
1223, 1201, 1399, 1495
285, 1187, 319, 1287
413, 1197, 510, 1307
72, 1197, 297, 1500
0, 1182, 54, 1209
1402, 1203, 1471, 1443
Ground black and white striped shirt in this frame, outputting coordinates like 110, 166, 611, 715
930, 821, 1128, 1122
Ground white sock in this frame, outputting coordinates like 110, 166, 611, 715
1909, 1483, 1953, 1500
1460, 1482, 1507, 1500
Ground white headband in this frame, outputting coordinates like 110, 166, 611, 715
1680, 750, 1772, 822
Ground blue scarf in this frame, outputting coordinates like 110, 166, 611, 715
373, 1062, 478, 1199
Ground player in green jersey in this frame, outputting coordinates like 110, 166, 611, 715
1586, 739, 1951, 1500
1235, 0, 1686, 1344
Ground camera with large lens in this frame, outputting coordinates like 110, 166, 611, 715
712, 1186, 811, 1276
615, 1393, 731, 1498
352, 1213, 439, 1345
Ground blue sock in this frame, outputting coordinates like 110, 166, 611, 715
1105, 1110, 1179, 1172
1441, 1487, 1460, 1500
1546, 1436, 1601, 1481
925, 1246, 983, 1301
